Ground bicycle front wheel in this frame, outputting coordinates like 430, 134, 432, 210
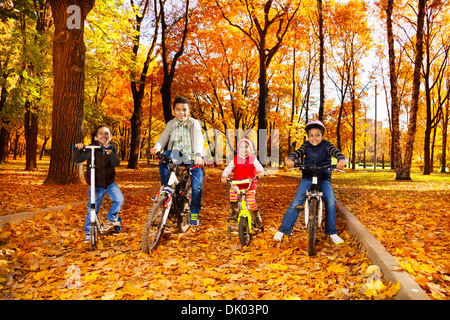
177, 187, 192, 233
141, 196, 168, 253
90, 226, 98, 250
307, 198, 319, 256
238, 215, 252, 247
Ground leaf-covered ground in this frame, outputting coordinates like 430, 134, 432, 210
332, 171, 450, 300
0, 159, 418, 300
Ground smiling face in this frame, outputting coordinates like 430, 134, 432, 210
173, 103, 190, 122
238, 141, 251, 157
96, 126, 112, 146
307, 128, 323, 146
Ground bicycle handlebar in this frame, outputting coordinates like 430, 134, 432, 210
289, 164, 345, 173
155, 151, 202, 170
72, 145, 113, 150
227, 176, 259, 193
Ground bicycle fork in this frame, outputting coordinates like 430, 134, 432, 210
304, 193, 323, 227
238, 197, 252, 233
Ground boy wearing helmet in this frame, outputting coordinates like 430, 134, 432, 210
273, 119, 346, 244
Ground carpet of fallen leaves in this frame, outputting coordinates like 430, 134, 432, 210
332, 171, 450, 300
1, 159, 402, 300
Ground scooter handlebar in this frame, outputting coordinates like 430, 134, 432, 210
72, 145, 114, 150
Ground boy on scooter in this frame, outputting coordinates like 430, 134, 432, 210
73, 124, 124, 242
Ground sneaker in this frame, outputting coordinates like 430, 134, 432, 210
83, 234, 90, 243
104, 219, 121, 230
330, 234, 344, 245
190, 213, 199, 226
252, 211, 263, 229
151, 195, 157, 201
273, 231, 285, 241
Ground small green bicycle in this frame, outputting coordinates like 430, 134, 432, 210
227, 176, 262, 247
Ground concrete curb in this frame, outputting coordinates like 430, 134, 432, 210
0, 188, 157, 228
336, 200, 430, 300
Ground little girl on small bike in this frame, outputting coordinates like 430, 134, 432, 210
73, 124, 124, 242
221, 138, 265, 229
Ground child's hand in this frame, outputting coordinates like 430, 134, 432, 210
257, 171, 264, 179
74, 143, 84, 150
336, 159, 346, 170
221, 177, 228, 184
195, 156, 204, 166
286, 158, 295, 168
150, 148, 159, 156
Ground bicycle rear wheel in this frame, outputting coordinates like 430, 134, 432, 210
238, 215, 252, 247
141, 196, 168, 253
307, 198, 319, 256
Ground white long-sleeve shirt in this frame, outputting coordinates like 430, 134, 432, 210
222, 154, 264, 177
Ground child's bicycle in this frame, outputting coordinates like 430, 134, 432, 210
72, 145, 122, 250
140, 151, 197, 253
227, 176, 263, 247
290, 164, 344, 256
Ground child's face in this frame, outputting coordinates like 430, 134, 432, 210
307, 128, 323, 146
173, 103, 190, 122
238, 142, 251, 157
96, 127, 112, 146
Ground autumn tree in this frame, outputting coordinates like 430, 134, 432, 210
397, 0, 427, 180
159, 0, 190, 123
327, 0, 372, 154
45, 0, 95, 185
385, 0, 403, 177
24, 0, 52, 171
127, 0, 160, 169
317, 0, 325, 121
422, 0, 450, 174
214, 0, 300, 155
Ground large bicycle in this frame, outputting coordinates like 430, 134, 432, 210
290, 164, 343, 256
141, 151, 197, 253
227, 176, 262, 247
72, 145, 122, 250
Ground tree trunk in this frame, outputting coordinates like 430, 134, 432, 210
45, 0, 95, 185
317, 0, 325, 122
441, 86, 449, 172
258, 48, 269, 133
400, 0, 427, 180
159, 0, 190, 124
386, 0, 404, 180
128, 0, 159, 169
24, 101, 38, 170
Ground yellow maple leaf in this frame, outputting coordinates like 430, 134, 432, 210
384, 282, 401, 298
326, 264, 346, 274
419, 263, 437, 275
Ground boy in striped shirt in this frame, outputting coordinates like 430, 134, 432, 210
273, 119, 346, 244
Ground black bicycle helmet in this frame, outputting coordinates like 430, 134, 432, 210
305, 119, 325, 134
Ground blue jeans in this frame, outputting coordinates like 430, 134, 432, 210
278, 179, 337, 235
159, 150, 203, 214
84, 181, 124, 234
